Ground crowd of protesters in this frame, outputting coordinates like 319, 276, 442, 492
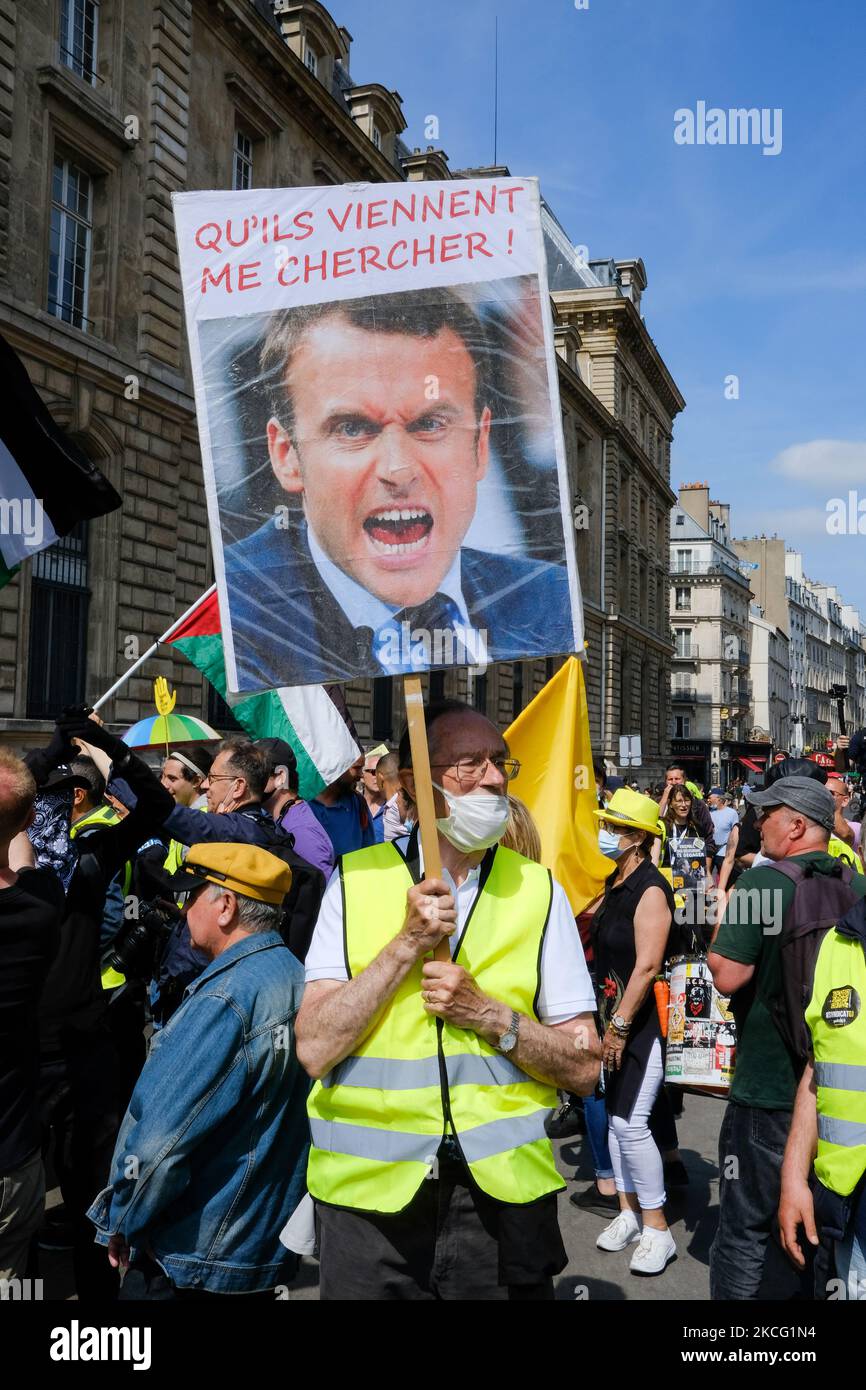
2, 704, 866, 1301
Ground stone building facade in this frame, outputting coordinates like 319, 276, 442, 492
670, 485, 755, 788
1, 0, 684, 776
748, 605, 790, 752
553, 256, 683, 780
735, 536, 866, 754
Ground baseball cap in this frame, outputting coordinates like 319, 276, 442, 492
256, 738, 297, 780
745, 776, 835, 833
40, 767, 94, 795
163, 842, 293, 905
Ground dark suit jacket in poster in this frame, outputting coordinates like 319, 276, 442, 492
223, 518, 577, 691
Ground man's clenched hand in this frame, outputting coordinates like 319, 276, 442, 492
398, 878, 456, 960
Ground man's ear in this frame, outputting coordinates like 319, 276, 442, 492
219, 889, 238, 927
267, 416, 304, 495
402, 767, 449, 819
73, 787, 86, 811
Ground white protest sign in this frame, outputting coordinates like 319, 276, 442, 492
174, 178, 583, 694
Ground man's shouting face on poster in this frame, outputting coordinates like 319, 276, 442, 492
262, 290, 492, 608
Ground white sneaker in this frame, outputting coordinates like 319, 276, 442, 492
629, 1226, 677, 1275
596, 1210, 641, 1251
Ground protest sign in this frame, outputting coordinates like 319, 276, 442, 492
174, 178, 584, 696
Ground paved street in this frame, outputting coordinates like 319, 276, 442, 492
552, 1090, 798, 1302
41, 1087, 800, 1302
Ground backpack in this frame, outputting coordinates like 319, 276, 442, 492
768, 859, 861, 1071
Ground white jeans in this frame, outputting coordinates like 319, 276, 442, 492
607, 1038, 666, 1211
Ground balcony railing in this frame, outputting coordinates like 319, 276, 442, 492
672, 646, 699, 660
670, 560, 750, 586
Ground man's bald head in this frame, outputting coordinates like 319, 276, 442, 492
0, 750, 36, 842
398, 701, 505, 773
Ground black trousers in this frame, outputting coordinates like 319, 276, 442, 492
316, 1153, 559, 1301
38, 1027, 122, 1302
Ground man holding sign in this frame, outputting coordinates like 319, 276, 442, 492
296, 699, 600, 1300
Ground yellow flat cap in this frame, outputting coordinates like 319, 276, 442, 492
166, 841, 292, 905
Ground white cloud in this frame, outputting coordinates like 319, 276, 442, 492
771, 439, 866, 486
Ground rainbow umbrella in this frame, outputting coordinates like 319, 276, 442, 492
122, 712, 220, 750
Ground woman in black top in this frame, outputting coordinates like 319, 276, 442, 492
591, 790, 677, 1276
661, 786, 712, 889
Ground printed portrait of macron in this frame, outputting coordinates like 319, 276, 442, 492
223, 284, 574, 690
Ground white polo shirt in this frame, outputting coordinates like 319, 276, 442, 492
304, 839, 596, 1026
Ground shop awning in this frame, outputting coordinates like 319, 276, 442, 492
807, 752, 836, 769
737, 755, 766, 774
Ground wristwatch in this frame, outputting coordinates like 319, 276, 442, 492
610, 1013, 631, 1034
496, 1009, 520, 1053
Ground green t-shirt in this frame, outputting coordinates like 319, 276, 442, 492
712, 852, 866, 1111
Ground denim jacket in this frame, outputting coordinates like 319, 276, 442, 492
88, 931, 310, 1293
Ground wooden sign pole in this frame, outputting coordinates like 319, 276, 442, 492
403, 674, 450, 962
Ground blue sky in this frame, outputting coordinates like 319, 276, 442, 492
335, 0, 866, 613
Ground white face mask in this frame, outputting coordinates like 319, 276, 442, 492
598, 828, 627, 859
433, 783, 510, 852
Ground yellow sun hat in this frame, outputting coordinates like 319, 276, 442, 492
594, 787, 664, 838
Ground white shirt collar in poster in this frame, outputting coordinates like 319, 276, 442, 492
306, 523, 474, 673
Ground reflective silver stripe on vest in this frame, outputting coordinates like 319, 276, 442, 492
322, 1055, 441, 1091
309, 1109, 551, 1166
309, 1119, 438, 1164
815, 1061, 866, 1093
817, 1114, 866, 1148
459, 1109, 550, 1164
321, 1052, 531, 1091
446, 1053, 529, 1087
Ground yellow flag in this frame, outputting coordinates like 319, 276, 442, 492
505, 657, 614, 915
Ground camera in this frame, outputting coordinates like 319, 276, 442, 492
102, 898, 182, 982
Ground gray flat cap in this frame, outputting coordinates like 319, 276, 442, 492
745, 775, 835, 834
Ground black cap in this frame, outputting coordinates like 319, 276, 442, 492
40, 767, 93, 795
256, 738, 297, 779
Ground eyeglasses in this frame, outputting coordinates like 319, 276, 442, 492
206, 773, 240, 783
430, 754, 520, 784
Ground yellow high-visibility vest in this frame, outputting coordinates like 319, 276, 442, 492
69, 803, 119, 838
307, 842, 564, 1214
828, 837, 864, 875
70, 806, 129, 990
806, 926, 866, 1196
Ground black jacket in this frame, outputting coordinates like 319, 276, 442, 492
160, 801, 326, 965
26, 748, 175, 1057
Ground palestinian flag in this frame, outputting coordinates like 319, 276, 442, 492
166, 588, 360, 798
0, 333, 121, 587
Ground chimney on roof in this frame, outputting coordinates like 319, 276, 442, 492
678, 482, 710, 534
615, 259, 647, 314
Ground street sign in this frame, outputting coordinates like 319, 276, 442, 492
619, 734, 642, 767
